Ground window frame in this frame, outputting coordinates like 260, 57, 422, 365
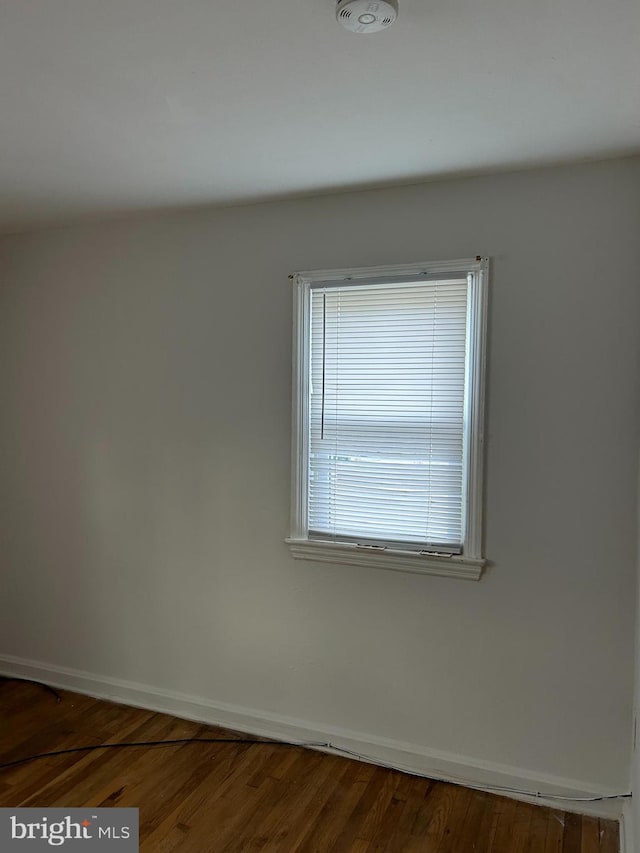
286, 258, 489, 581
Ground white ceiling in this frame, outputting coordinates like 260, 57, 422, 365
1, 0, 638, 231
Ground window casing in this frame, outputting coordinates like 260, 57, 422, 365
287, 259, 488, 580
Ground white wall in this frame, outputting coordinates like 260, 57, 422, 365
628, 465, 640, 848
0, 158, 639, 794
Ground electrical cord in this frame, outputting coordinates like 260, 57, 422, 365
0, 677, 631, 804
0, 736, 630, 803
0, 738, 325, 771
326, 744, 632, 803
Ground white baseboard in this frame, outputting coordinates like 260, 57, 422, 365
0, 652, 627, 821
621, 799, 635, 853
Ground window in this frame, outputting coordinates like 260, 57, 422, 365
287, 258, 488, 580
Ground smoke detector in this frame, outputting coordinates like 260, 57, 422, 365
336, 0, 398, 33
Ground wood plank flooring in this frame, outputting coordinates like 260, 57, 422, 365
0, 680, 620, 852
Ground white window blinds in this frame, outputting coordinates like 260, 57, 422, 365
308, 277, 469, 553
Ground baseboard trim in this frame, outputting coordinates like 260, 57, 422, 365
621, 799, 634, 853
0, 652, 626, 820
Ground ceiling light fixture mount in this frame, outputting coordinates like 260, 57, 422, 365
336, 0, 398, 33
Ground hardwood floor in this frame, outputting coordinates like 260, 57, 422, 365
0, 680, 620, 852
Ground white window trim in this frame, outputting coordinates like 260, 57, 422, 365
286, 258, 489, 581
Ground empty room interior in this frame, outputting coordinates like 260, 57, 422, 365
0, 0, 639, 850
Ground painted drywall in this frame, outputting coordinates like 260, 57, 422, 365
0, 158, 638, 793
628, 462, 640, 849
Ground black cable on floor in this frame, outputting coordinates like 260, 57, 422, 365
0, 678, 631, 803
0, 738, 631, 802
0, 737, 320, 771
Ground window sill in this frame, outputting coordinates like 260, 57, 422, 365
285, 538, 484, 580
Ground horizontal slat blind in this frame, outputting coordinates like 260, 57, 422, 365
308, 278, 469, 551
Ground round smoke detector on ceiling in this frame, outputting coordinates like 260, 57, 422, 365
336, 0, 398, 33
